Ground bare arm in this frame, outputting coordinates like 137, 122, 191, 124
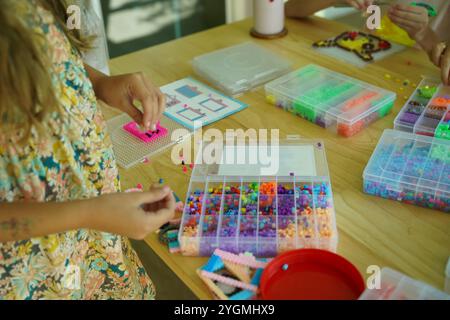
285, 0, 337, 18
0, 200, 88, 242
84, 63, 107, 94
0, 186, 176, 243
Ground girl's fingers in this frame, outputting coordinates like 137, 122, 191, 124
347, 0, 362, 10
388, 13, 417, 29
392, 3, 425, 15
132, 75, 157, 131
388, 9, 423, 23
138, 186, 171, 206
141, 75, 164, 129
430, 42, 446, 67
441, 51, 450, 86
123, 96, 144, 124
144, 207, 175, 227
157, 90, 166, 120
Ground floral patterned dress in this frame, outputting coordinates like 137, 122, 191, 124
0, 1, 155, 299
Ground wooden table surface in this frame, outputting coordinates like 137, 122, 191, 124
106, 17, 450, 299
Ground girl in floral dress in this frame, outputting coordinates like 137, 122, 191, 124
0, 0, 174, 299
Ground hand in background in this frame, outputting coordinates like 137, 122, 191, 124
387, 3, 429, 41
430, 42, 450, 85
345, 0, 373, 11
94, 73, 166, 131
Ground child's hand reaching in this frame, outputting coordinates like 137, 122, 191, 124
345, 0, 373, 11
94, 72, 166, 131
430, 42, 450, 85
387, 4, 429, 41
88, 185, 176, 240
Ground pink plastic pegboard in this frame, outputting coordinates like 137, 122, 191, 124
123, 121, 168, 143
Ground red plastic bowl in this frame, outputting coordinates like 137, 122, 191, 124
260, 249, 365, 300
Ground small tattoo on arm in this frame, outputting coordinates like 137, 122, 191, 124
0, 218, 32, 239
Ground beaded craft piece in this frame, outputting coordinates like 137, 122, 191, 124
375, 15, 416, 47
313, 31, 391, 62
123, 121, 168, 143
197, 249, 268, 300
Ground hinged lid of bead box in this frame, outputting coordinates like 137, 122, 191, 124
265, 64, 397, 137
394, 78, 450, 140
363, 129, 450, 212
192, 42, 292, 96
178, 137, 338, 257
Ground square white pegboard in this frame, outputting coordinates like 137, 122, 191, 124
106, 113, 194, 169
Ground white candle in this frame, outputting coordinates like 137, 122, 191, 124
253, 0, 285, 36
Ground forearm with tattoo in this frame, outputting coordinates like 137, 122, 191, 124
0, 218, 32, 240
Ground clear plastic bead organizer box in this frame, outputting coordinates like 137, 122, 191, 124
363, 129, 450, 212
192, 42, 292, 96
265, 64, 397, 137
178, 137, 338, 257
394, 77, 450, 140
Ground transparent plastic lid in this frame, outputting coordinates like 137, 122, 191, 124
192, 42, 292, 96
265, 64, 397, 125
364, 129, 450, 195
190, 137, 331, 182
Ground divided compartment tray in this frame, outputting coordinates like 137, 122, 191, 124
394, 78, 450, 140
178, 138, 338, 257
265, 64, 397, 137
363, 129, 450, 212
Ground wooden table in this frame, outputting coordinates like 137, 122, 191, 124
106, 17, 450, 299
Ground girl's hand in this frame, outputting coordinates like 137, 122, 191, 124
94, 73, 166, 131
430, 42, 450, 85
87, 185, 176, 240
345, 0, 373, 11
387, 4, 429, 41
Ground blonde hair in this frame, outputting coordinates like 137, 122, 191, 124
0, 0, 92, 140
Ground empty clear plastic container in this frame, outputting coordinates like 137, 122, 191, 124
359, 268, 450, 300
363, 129, 450, 212
265, 64, 397, 137
178, 138, 338, 257
192, 42, 292, 96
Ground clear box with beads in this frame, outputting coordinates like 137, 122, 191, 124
265, 64, 397, 137
178, 137, 338, 257
363, 129, 450, 212
394, 78, 450, 140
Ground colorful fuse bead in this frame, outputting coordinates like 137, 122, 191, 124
185, 189, 204, 215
